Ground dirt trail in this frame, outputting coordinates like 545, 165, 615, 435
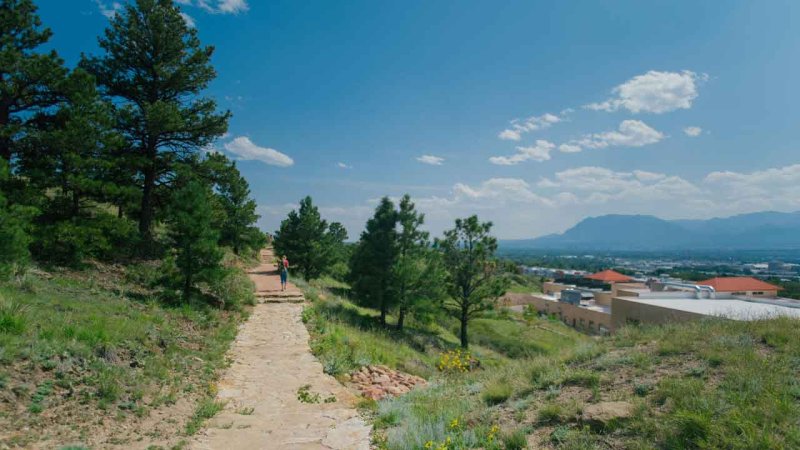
191, 249, 371, 449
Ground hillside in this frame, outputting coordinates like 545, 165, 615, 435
299, 279, 800, 449
507, 211, 800, 250
0, 257, 254, 449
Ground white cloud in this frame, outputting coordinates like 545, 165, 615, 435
197, 0, 249, 14
277, 163, 800, 239
489, 140, 555, 165
417, 155, 445, 166
179, 12, 196, 27
337, 162, 353, 169
558, 143, 582, 153
585, 70, 706, 114
95, 0, 123, 18
498, 113, 561, 141
223, 136, 294, 167
684, 126, 703, 137
564, 120, 664, 153
703, 164, 800, 212
453, 178, 552, 205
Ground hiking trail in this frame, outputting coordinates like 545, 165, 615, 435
191, 248, 371, 449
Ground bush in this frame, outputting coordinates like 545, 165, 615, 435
210, 266, 255, 310
31, 214, 138, 266
502, 428, 528, 450
482, 379, 512, 405
0, 296, 27, 335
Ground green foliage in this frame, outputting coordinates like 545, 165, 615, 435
166, 176, 224, 302
393, 195, 446, 331
436, 215, 509, 348
200, 153, 265, 256
274, 196, 347, 280
481, 379, 512, 405
0, 0, 68, 166
0, 295, 27, 335
0, 161, 33, 278
81, 0, 230, 245
31, 213, 137, 267
184, 398, 225, 435
349, 197, 399, 326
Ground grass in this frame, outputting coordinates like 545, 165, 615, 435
300, 278, 800, 449
0, 254, 253, 448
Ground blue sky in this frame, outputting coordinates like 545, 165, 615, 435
38, 0, 800, 238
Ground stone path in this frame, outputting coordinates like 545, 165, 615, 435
191, 249, 371, 450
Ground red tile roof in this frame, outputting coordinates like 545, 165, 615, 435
697, 277, 782, 292
585, 269, 633, 283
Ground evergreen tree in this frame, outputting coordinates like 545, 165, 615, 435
273, 196, 344, 280
81, 0, 229, 248
166, 175, 224, 301
393, 195, 445, 331
200, 152, 265, 255
349, 197, 398, 326
0, 159, 31, 277
436, 215, 509, 348
0, 0, 67, 167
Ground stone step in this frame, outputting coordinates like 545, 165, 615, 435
258, 297, 306, 304
255, 292, 304, 298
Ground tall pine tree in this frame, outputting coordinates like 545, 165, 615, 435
167, 174, 224, 302
436, 216, 508, 348
81, 0, 229, 248
200, 152, 265, 256
349, 197, 398, 327
0, 0, 67, 167
273, 196, 345, 280
393, 195, 445, 331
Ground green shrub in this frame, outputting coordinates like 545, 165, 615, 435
31, 214, 137, 266
185, 398, 225, 435
211, 266, 255, 310
562, 369, 600, 388
482, 379, 513, 405
0, 297, 27, 335
538, 403, 563, 424
502, 428, 528, 450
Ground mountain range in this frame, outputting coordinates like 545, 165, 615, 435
504, 211, 800, 251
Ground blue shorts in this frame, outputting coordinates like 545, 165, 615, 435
280, 270, 288, 283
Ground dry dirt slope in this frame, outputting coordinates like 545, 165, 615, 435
191, 249, 371, 449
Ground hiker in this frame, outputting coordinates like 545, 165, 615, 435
280, 255, 289, 291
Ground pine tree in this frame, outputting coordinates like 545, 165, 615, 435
81, 0, 229, 248
436, 216, 509, 348
166, 175, 224, 302
200, 152, 265, 256
393, 195, 445, 331
349, 197, 398, 327
0, 0, 67, 166
273, 196, 344, 280
0, 159, 32, 277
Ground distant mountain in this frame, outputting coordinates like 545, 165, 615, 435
504, 211, 800, 251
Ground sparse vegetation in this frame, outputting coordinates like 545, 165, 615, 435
301, 276, 800, 449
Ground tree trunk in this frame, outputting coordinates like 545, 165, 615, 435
0, 103, 10, 162
380, 297, 387, 327
183, 271, 192, 302
139, 157, 156, 248
460, 303, 469, 349
397, 306, 406, 331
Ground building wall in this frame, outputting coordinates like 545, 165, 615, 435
501, 293, 612, 334
542, 282, 571, 296
610, 297, 706, 331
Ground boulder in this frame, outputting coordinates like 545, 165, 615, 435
581, 401, 634, 428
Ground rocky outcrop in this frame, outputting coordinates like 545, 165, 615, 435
347, 365, 426, 400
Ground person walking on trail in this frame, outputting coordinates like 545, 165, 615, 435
280, 255, 289, 291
